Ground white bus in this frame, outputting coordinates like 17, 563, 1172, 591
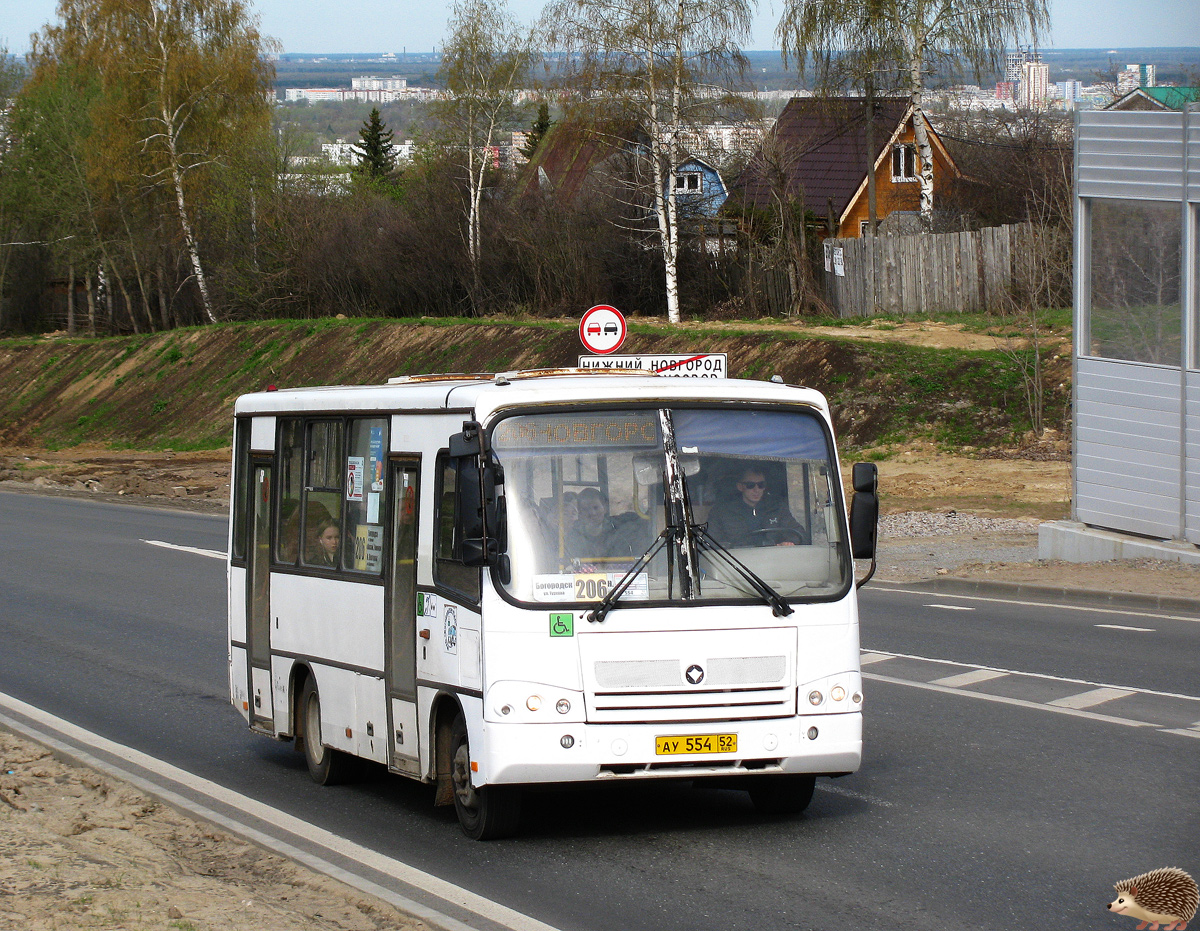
227, 369, 878, 839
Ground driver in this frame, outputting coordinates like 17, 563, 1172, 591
706, 465, 805, 548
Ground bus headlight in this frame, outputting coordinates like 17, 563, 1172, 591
831, 685, 846, 703
556, 699, 571, 714
808, 690, 823, 706
526, 695, 543, 712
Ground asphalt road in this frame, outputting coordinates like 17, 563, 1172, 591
1, 490, 1198, 931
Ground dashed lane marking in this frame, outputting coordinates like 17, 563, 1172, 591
930, 669, 1009, 688
860, 650, 1200, 736
925, 604, 975, 611
872, 586, 1200, 623
142, 539, 226, 560
1048, 687, 1136, 710
1094, 624, 1156, 632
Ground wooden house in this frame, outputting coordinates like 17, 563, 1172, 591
729, 96, 962, 239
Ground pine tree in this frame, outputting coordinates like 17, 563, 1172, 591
355, 108, 396, 179
520, 102, 552, 159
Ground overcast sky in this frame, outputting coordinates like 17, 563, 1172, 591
1, 0, 1197, 57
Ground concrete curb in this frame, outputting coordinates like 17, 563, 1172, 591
873, 576, 1200, 616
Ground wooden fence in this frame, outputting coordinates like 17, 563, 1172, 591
821, 223, 1031, 318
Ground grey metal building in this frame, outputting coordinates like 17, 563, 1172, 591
1041, 106, 1200, 562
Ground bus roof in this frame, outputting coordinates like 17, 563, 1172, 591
232, 370, 831, 420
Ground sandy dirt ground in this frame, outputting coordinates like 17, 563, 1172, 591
1, 438, 1197, 930
0, 730, 425, 931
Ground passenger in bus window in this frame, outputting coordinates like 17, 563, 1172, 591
308, 517, 340, 567
706, 465, 806, 548
566, 487, 648, 565
536, 491, 577, 566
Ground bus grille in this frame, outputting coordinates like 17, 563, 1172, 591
587, 655, 793, 723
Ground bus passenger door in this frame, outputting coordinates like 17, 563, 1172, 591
386, 460, 421, 774
246, 460, 274, 729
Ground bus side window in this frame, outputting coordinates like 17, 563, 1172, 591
275, 418, 304, 564
343, 418, 388, 574
434, 453, 481, 603
231, 419, 251, 562
301, 420, 345, 569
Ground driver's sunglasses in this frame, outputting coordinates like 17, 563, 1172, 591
739, 480, 767, 489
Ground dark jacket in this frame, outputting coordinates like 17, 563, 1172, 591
706, 496, 806, 548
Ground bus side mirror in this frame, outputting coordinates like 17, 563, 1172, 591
849, 462, 878, 561
451, 421, 506, 570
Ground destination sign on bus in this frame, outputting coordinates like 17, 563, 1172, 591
492, 413, 659, 449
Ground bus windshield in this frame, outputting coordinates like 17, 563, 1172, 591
492, 407, 851, 607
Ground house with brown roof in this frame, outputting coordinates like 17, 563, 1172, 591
729, 96, 963, 239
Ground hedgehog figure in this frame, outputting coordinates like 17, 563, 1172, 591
1108, 867, 1199, 931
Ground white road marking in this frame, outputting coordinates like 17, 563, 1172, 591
861, 649, 1200, 703
863, 672, 1157, 729
1094, 624, 1156, 632
1049, 687, 1136, 710
930, 669, 1009, 688
858, 652, 894, 665
0, 690, 562, 931
925, 604, 975, 611
142, 539, 226, 560
873, 585, 1200, 623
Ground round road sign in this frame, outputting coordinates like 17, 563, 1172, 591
579, 305, 627, 354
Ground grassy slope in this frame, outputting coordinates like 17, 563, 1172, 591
0, 318, 1069, 452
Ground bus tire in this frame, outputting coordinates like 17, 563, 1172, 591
747, 774, 816, 815
300, 678, 354, 786
449, 713, 520, 840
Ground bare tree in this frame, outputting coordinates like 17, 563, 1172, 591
777, 0, 1049, 225
543, 0, 753, 323
436, 0, 536, 308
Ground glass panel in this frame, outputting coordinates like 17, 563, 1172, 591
434, 456, 482, 601
389, 464, 419, 701
677, 410, 847, 599
302, 420, 344, 568
275, 418, 304, 564
231, 420, 251, 561
493, 408, 849, 606
1089, 199, 1182, 365
344, 418, 388, 574
249, 464, 271, 666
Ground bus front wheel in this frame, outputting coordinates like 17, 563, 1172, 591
449, 713, 521, 840
747, 774, 816, 815
300, 678, 354, 786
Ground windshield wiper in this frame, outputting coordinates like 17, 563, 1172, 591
692, 525, 794, 617
586, 527, 675, 624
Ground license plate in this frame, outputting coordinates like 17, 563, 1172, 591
655, 733, 737, 755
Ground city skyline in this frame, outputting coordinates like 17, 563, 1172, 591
2, 0, 1198, 58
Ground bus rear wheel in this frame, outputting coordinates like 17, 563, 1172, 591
300, 678, 354, 786
449, 713, 521, 840
747, 774, 816, 815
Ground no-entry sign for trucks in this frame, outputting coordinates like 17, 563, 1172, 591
579, 305, 627, 354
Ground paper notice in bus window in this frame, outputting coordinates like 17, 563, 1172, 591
532, 573, 649, 603
367, 492, 380, 524
346, 456, 365, 501
354, 523, 384, 572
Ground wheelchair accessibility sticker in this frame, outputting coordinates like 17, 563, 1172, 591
549, 613, 574, 637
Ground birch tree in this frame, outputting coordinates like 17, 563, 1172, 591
543, 0, 752, 324
436, 0, 536, 306
27, 0, 275, 324
777, 0, 1049, 224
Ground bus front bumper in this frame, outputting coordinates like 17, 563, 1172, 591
479, 712, 861, 786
